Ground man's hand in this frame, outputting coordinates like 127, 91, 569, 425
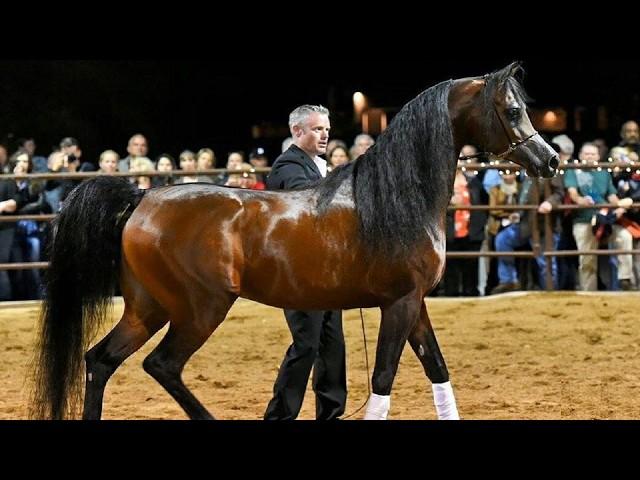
579, 196, 595, 206
618, 197, 633, 208
538, 201, 553, 214
614, 207, 627, 219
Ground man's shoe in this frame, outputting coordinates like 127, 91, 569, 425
619, 279, 633, 291
490, 282, 521, 295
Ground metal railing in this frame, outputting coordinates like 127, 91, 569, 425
1, 163, 639, 292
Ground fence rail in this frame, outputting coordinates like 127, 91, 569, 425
3, 163, 640, 292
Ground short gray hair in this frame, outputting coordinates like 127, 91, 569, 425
288, 104, 329, 131
551, 134, 574, 156
354, 133, 375, 146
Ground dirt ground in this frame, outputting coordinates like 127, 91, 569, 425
2, 291, 640, 420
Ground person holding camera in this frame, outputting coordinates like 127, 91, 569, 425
60, 137, 96, 172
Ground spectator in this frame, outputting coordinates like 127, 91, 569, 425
196, 148, 216, 183
249, 148, 269, 183
350, 133, 374, 159
97, 150, 119, 174
442, 155, 487, 296
563, 142, 633, 291
153, 154, 176, 187
118, 133, 149, 173
214, 151, 244, 185
129, 157, 155, 190
174, 150, 199, 184
492, 172, 565, 292
327, 145, 350, 172
17, 137, 48, 173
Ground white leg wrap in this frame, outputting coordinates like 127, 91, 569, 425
364, 393, 390, 420
432, 381, 460, 420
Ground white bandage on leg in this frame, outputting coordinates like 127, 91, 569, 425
432, 381, 460, 420
364, 393, 391, 420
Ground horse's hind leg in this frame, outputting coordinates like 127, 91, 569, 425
407, 301, 459, 419
83, 301, 169, 420
142, 293, 237, 420
364, 293, 422, 420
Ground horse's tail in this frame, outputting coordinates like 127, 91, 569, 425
30, 176, 142, 419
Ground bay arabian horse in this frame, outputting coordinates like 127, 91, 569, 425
31, 62, 558, 419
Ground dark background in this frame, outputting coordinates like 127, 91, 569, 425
1, 59, 638, 165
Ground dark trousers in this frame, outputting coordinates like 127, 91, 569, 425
0, 227, 15, 300
264, 309, 347, 420
444, 237, 481, 296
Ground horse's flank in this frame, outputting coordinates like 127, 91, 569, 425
124, 183, 442, 311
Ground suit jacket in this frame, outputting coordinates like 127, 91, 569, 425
266, 145, 322, 190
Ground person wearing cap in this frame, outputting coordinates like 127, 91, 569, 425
248, 148, 269, 183
264, 104, 346, 421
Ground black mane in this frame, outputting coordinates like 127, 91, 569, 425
317, 80, 454, 258
316, 63, 524, 259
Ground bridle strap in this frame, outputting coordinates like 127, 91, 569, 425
458, 130, 538, 162
458, 75, 539, 161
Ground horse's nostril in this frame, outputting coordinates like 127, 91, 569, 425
549, 154, 559, 170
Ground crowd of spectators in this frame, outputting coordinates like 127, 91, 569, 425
1, 125, 638, 301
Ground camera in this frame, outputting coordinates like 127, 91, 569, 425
67, 153, 77, 163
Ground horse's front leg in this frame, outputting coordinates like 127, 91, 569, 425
364, 293, 422, 420
407, 301, 459, 420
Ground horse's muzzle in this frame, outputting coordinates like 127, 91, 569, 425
541, 154, 559, 178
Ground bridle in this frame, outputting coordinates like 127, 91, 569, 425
458, 75, 539, 162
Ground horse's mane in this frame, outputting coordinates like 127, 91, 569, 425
317, 79, 454, 258
317, 62, 528, 259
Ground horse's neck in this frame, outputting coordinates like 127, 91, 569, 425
445, 79, 486, 207
449, 78, 484, 155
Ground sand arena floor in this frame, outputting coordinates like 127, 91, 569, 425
2, 291, 640, 420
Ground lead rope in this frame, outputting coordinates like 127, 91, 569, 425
341, 308, 371, 419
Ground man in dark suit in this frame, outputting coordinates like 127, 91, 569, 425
264, 105, 347, 420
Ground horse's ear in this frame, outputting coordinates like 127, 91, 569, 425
507, 61, 524, 80
487, 61, 524, 83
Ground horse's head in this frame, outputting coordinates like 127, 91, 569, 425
457, 62, 559, 178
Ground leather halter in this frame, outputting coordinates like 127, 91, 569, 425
458, 76, 539, 161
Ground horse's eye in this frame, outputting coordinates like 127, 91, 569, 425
507, 107, 520, 121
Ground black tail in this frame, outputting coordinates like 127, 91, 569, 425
30, 176, 142, 419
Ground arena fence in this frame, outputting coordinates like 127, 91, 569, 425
1, 163, 639, 292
